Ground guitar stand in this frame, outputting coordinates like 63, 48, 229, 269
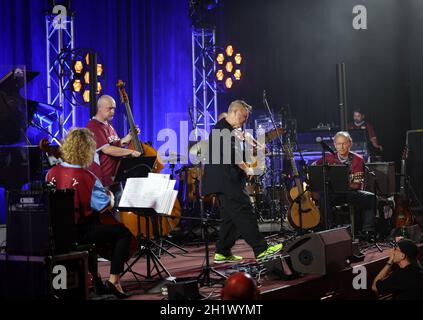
120, 209, 173, 282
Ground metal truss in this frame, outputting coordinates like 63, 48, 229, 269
43, 14, 75, 140
191, 27, 218, 135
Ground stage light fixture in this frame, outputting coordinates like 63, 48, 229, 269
214, 44, 243, 90
216, 69, 224, 81
97, 64, 103, 76
73, 60, 83, 73
84, 71, 90, 84
83, 90, 90, 102
234, 69, 241, 80
225, 77, 233, 88
62, 49, 105, 106
216, 53, 224, 64
72, 79, 82, 92
225, 61, 233, 73
235, 53, 242, 65
225, 45, 234, 57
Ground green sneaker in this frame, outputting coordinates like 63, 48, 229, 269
256, 243, 283, 261
214, 253, 243, 264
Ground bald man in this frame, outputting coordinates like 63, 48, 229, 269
86, 95, 141, 210
221, 272, 260, 300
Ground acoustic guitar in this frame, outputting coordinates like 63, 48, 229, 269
284, 138, 320, 229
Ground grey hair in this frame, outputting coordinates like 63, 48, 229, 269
228, 100, 252, 114
334, 131, 352, 143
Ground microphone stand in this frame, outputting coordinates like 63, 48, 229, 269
320, 148, 330, 231
263, 92, 288, 232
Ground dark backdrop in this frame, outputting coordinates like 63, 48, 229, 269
215, 0, 423, 164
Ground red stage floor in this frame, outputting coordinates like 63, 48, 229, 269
96, 236, 419, 300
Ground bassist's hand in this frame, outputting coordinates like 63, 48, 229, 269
130, 150, 141, 157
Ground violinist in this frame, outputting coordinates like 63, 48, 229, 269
46, 128, 133, 298
202, 100, 283, 263
86, 95, 141, 211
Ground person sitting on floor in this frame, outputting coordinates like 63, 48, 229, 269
372, 238, 423, 300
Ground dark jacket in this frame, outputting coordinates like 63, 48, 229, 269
202, 119, 247, 198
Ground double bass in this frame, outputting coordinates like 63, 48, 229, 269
116, 80, 181, 239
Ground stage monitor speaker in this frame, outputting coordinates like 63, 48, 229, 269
286, 227, 353, 275
6, 189, 75, 255
263, 255, 297, 280
365, 162, 395, 195
406, 130, 423, 207
167, 280, 201, 300
0, 252, 88, 299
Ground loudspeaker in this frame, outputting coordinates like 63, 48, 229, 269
286, 227, 353, 275
6, 189, 75, 255
167, 280, 201, 300
0, 252, 88, 299
406, 130, 423, 206
263, 255, 297, 280
365, 162, 395, 195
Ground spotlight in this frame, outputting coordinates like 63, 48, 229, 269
64, 49, 105, 105
225, 45, 234, 57
235, 53, 242, 65
84, 71, 90, 84
225, 61, 233, 73
216, 69, 224, 81
234, 69, 241, 80
214, 44, 243, 90
225, 77, 233, 89
83, 90, 90, 102
73, 60, 83, 73
72, 79, 82, 92
97, 64, 103, 76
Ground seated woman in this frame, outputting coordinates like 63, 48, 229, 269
46, 128, 133, 298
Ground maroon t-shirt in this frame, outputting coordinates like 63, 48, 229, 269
46, 163, 110, 225
86, 118, 122, 187
315, 151, 365, 189
347, 121, 376, 140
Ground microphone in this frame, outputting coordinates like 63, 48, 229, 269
316, 137, 336, 155
263, 90, 267, 102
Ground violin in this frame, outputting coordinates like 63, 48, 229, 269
39, 138, 62, 159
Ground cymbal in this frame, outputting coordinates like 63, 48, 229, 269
264, 127, 285, 143
189, 140, 209, 157
160, 153, 187, 163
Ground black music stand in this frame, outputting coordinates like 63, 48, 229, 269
118, 206, 173, 280
308, 164, 350, 230
115, 156, 156, 181
115, 157, 176, 281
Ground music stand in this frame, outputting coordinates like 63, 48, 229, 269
308, 164, 350, 231
115, 156, 156, 181
308, 165, 350, 194
118, 206, 173, 280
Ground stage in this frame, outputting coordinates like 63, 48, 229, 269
96, 234, 423, 300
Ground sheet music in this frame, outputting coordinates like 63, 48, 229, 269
119, 174, 178, 214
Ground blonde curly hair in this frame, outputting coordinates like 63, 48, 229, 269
61, 128, 96, 168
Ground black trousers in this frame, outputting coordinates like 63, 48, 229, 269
77, 223, 133, 275
217, 190, 267, 258
331, 190, 376, 232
